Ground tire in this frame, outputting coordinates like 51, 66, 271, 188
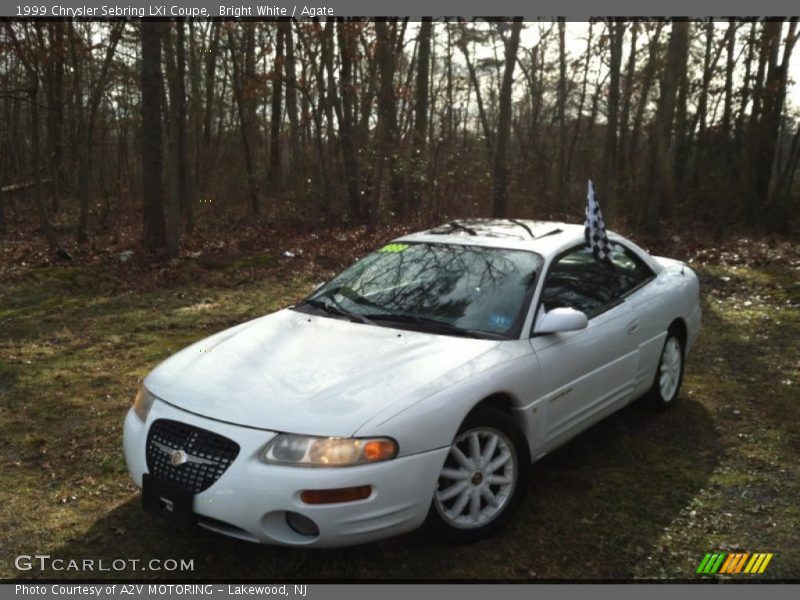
646, 327, 685, 410
427, 407, 530, 542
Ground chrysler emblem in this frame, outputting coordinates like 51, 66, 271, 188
170, 450, 188, 466
153, 440, 216, 467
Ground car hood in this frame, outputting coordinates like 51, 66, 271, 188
144, 309, 499, 437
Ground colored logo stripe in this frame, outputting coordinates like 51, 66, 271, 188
697, 552, 774, 575
720, 553, 749, 574
697, 553, 726, 574
744, 553, 773, 574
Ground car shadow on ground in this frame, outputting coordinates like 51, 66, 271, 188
16, 396, 719, 580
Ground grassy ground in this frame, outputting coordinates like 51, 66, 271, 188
0, 246, 798, 580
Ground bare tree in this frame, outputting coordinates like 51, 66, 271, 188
268, 23, 284, 192
375, 20, 403, 219
76, 23, 123, 243
645, 20, 689, 231
141, 22, 167, 253
46, 22, 65, 214
604, 21, 625, 210
492, 19, 522, 218
556, 19, 567, 203
227, 25, 261, 217
3, 23, 59, 251
411, 18, 432, 216
337, 20, 362, 222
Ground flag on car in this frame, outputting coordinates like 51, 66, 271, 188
584, 179, 611, 262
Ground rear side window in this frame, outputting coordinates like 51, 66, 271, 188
539, 243, 655, 320
540, 248, 619, 318
608, 242, 654, 294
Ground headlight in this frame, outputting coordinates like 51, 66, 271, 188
262, 434, 398, 467
133, 385, 157, 422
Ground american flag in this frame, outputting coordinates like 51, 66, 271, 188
584, 180, 611, 262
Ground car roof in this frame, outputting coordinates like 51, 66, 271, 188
394, 218, 663, 271
396, 219, 590, 256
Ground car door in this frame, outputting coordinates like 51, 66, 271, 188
529, 246, 640, 452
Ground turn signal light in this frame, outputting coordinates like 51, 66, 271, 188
363, 439, 396, 462
300, 485, 372, 504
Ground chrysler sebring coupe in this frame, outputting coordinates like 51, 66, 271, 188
123, 219, 701, 547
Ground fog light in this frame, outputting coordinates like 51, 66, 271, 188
285, 512, 320, 537
300, 485, 372, 504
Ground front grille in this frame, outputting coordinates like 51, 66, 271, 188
146, 419, 240, 493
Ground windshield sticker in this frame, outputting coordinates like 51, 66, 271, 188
489, 314, 514, 331
379, 243, 409, 253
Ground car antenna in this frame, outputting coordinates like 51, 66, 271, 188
507, 219, 534, 238
535, 228, 563, 239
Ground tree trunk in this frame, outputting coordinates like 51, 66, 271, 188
201, 22, 221, 198
617, 22, 636, 196
491, 19, 522, 218
282, 21, 300, 168
375, 20, 403, 219
628, 22, 664, 203
335, 20, 361, 222
46, 22, 65, 214
567, 23, 594, 199
337, 20, 362, 222
141, 22, 168, 253
775, 122, 800, 203
458, 27, 493, 156
228, 28, 261, 217
604, 21, 625, 211
410, 18, 432, 217
187, 20, 201, 232
77, 23, 123, 243
322, 21, 343, 165
4, 23, 59, 250
160, 20, 189, 256
175, 20, 191, 236
736, 22, 757, 138
672, 28, 691, 214
756, 19, 798, 223
556, 19, 568, 205
644, 21, 689, 232
722, 21, 737, 137
268, 23, 284, 192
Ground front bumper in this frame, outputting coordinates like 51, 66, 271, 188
123, 400, 448, 547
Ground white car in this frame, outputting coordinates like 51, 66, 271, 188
123, 219, 701, 547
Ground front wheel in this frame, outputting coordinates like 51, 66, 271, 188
428, 408, 529, 542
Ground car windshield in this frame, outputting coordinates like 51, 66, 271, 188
297, 242, 543, 339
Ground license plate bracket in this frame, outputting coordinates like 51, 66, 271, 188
142, 473, 195, 531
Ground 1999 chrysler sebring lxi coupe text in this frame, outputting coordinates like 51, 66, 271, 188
123, 219, 701, 547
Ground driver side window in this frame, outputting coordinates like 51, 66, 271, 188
540, 248, 620, 319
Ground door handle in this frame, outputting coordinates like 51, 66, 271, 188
626, 320, 639, 335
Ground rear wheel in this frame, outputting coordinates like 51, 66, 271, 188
428, 408, 529, 542
647, 328, 685, 410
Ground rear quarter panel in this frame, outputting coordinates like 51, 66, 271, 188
629, 258, 701, 397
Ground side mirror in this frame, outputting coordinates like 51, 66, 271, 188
534, 307, 588, 335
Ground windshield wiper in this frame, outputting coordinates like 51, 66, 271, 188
302, 298, 376, 327
365, 313, 501, 339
